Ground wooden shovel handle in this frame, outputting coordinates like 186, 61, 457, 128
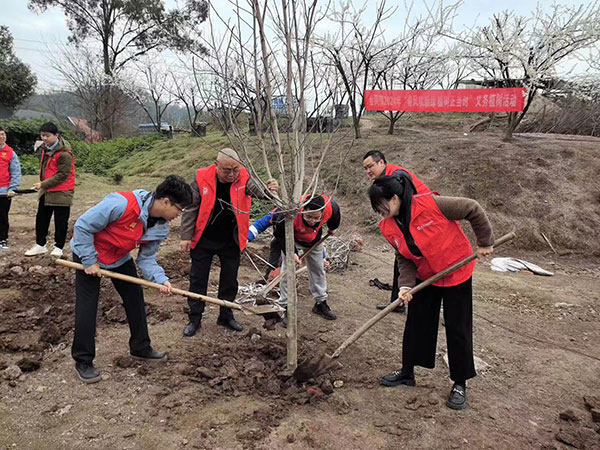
55, 259, 243, 310
260, 232, 331, 296
330, 232, 515, 358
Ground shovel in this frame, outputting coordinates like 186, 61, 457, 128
259, 232, 331, 298
56, 259, 284, 316
293, 231, 516, 381
0, 188, 37, 197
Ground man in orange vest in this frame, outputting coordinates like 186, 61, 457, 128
70, 175, 193, 383
25, 122, 75, 258
369, 175, 494, 410
363, 150, 431, 313
0, 125, 22, 251
272, 194, 341, 324
179, 148, 278, 336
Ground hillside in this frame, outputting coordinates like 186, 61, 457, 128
111, 116, 600, 255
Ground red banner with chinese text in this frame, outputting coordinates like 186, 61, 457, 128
364, 88, 526, 112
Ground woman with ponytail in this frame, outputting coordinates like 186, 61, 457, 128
368, 175, 494, 410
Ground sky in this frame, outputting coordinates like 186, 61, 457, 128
0, 0, 595, 91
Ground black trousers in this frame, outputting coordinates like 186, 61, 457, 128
0, 197, 11, 241
402, 277, 476, 382
187, 239, 241, 324
71, 254, 151, 364
391, 254, 400, 301
35, 195, 70, 248
265, 237, 283, 278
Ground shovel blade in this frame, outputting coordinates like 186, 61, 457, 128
241, 304, 285, 315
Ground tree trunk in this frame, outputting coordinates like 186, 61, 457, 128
284, 216, 298, 370
387, 116, 397, 135
352, 115, 361, 139
503, 112, 517, 141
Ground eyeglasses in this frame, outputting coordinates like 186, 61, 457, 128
218, 165, 240, 174
173, 203, 186, 212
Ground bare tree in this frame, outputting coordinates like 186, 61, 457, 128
202, 0, 348, 370
319, 0, 398, 139
456, 2, 600, 140
52, 45, 136, 138
123, 57, 175, 133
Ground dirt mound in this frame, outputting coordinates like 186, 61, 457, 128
0, 259, 75, 354
323, 127, 600, 255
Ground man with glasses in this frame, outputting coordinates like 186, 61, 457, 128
362, 150, 431, 314
272, 194, 341, 325
70, 175, 193, 383
180, 148, 279, 336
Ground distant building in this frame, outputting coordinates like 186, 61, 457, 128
138, 122, 170, 135
68, 117, 102, 144
271, 96, 299, 115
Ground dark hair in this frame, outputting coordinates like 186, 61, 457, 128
368, 175, 415, 230
363, 150, 386, 163
155, 175, 193, 207
40, 122, 59, 135
304, 195, 325, 211
0, 125, 5, 132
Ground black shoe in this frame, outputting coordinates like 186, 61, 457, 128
75, 362, 101, 384
312, 301, 337, 320
130, 348, 167, 361
380, 370, 416, 387
281, 308, 288, 328
183, 321, 200, 337
446, 384, 467, 410
376, 303, 406, 313
217, 318, 243, 332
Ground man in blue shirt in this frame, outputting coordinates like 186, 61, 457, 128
70, 175, 193, 383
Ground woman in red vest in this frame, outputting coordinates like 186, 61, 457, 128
368, 175, 494, 410
25, 122, 75, 258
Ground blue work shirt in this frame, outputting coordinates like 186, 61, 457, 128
70, 189, 170, 284
248, 211, 274, 241
0, 145, 22, 194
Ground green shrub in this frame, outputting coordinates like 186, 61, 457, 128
18, 154, 39, 175
0, 118, 78, 155
73, 135, 165, 176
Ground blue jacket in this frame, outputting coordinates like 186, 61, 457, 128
70, 189, 170, 284
248, 211, 274, 242
0, 146, 22, 194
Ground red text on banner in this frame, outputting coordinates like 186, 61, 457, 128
364, 88, 526, 112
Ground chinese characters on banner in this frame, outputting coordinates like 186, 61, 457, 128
364, 88, 526, 112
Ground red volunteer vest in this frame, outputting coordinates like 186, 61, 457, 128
41, 148, 76, 192
379, 192, 475, 287
94, 192, 144, 264
191, 164, 252, 250
0, 145, 14, 188
385, 164, 430, 195
293, 194, 333, 243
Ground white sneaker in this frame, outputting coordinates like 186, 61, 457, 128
24, 244, 48, 256
0, 240, 9, 251
50, 247, 63, 257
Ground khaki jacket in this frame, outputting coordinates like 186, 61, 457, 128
39, 137, 75, 207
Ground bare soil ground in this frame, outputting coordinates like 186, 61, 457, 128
1, 126, 600, 450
